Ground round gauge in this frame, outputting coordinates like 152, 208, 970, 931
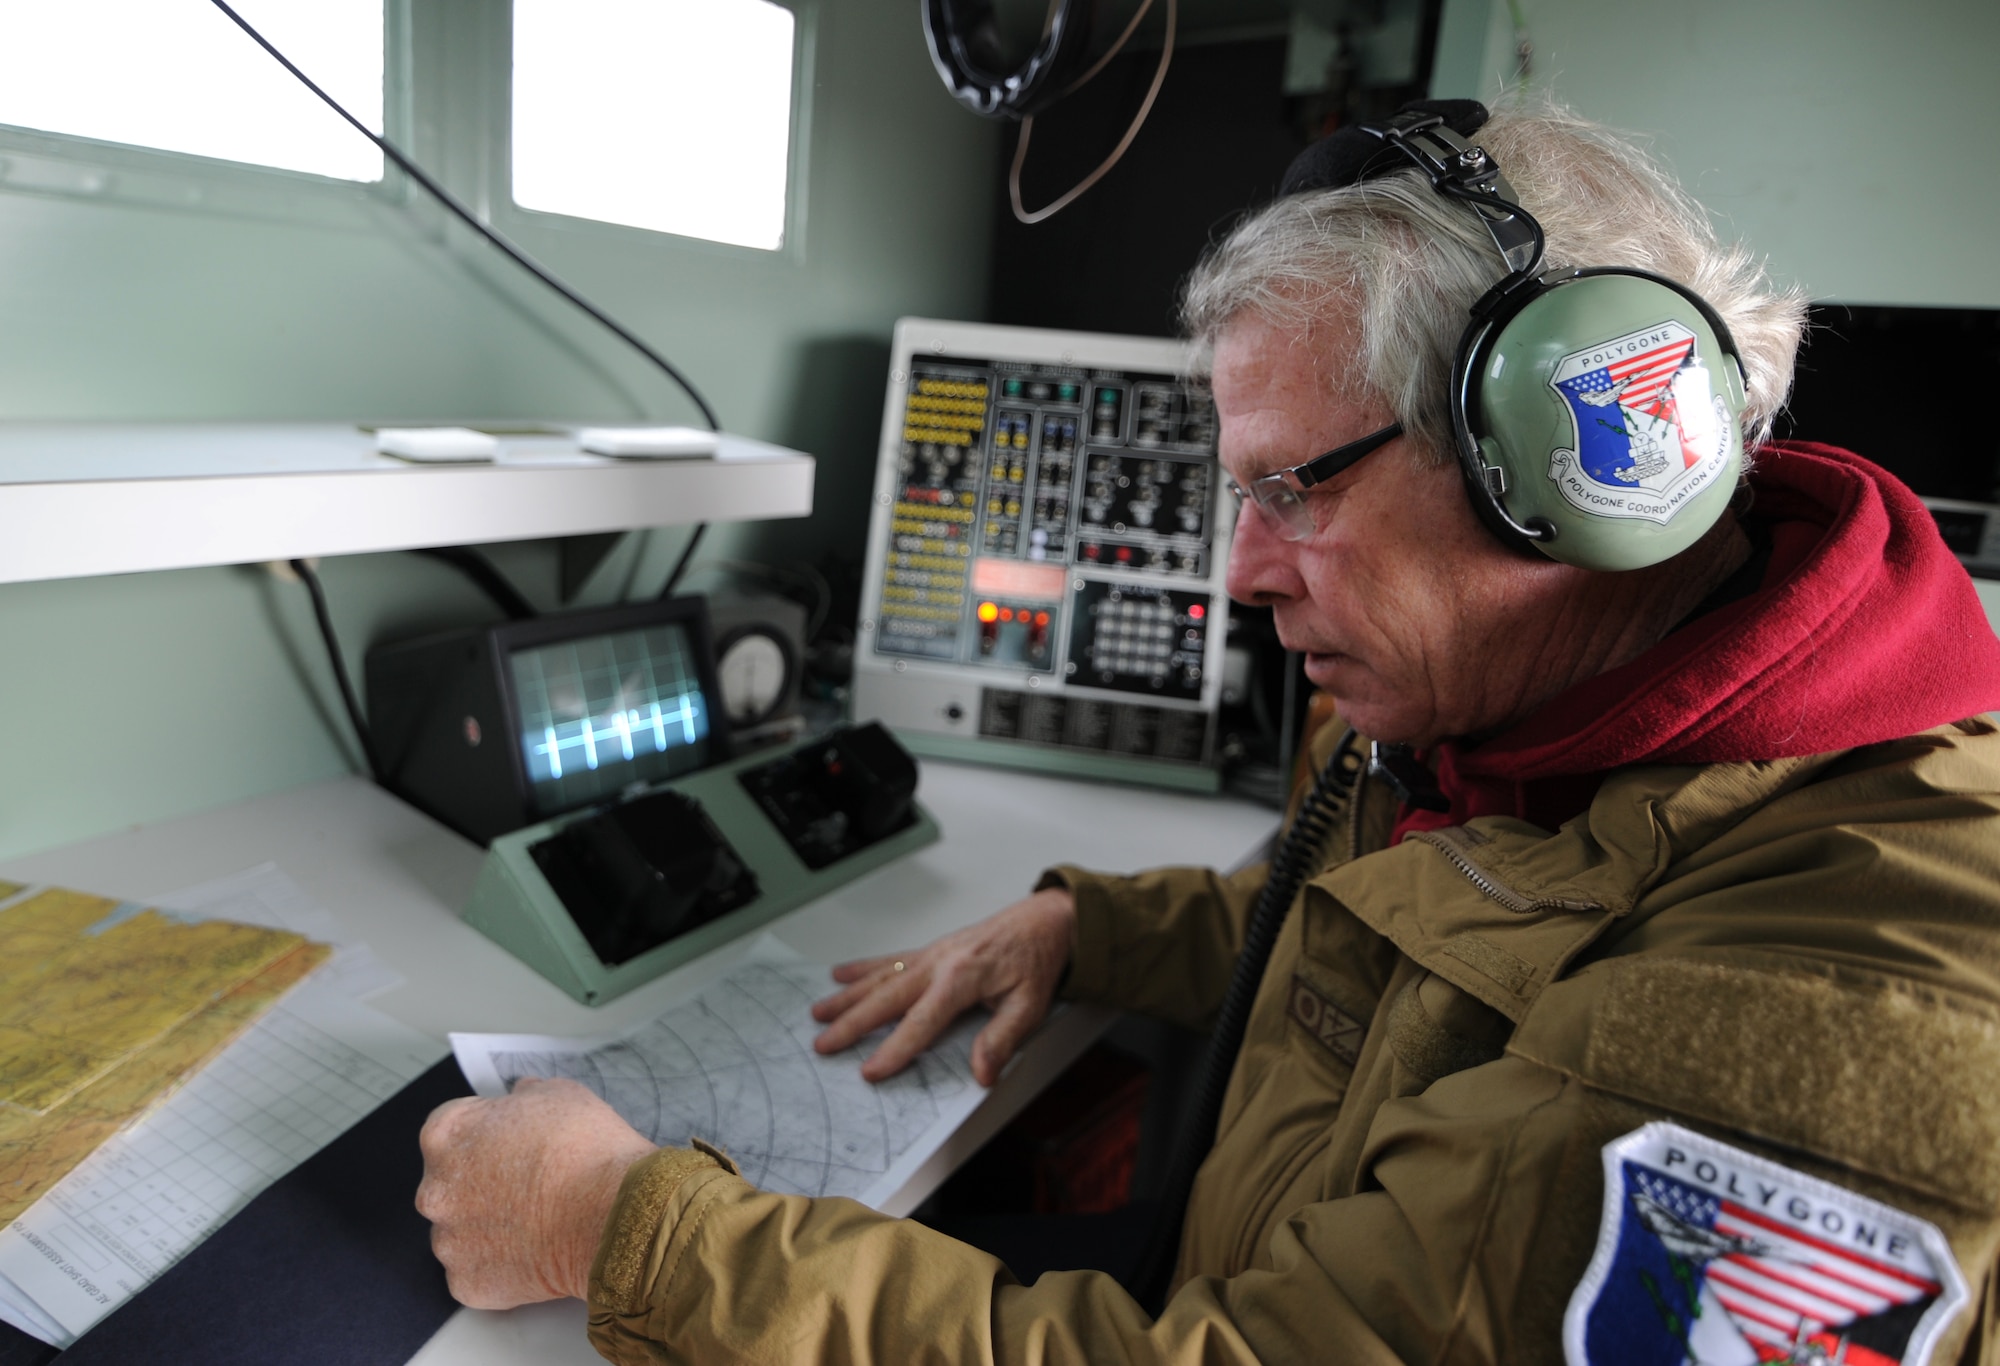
716, 625, 797, 728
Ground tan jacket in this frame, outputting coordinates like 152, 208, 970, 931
587, 717, 2000, 1364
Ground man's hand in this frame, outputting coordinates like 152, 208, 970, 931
415, 1077, 656, 1309
811, 886, 1076, 1086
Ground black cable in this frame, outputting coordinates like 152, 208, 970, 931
1009, 0, 1176, 224
1129, 728, 1364, 1312
1443, 179, 1549, 284
206, 0, 721, 432
1275, 649, 1302, 789
659, 523, 708, 599
289, 559, 381, 782
409, 546, 536, 621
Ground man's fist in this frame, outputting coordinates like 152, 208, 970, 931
415, 1077, 656, 1308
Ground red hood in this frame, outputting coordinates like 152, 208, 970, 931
1394, 442, 2000, 840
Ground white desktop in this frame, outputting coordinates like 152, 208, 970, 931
0, 756, 1275, 1363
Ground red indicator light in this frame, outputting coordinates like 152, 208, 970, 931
977, 602, 999, 623
999, 607, 1015, 622
1189, 603, 1205, 620
1034, 611, 1050, 626
1116, 546, 1132, 561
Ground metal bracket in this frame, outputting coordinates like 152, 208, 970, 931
1358, 114, 1543, 277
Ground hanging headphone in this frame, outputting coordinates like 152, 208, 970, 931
1305, 105, 1750, 572
922, 0, 1097, 119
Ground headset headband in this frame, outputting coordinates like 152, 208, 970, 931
1355, 112, 1552, 322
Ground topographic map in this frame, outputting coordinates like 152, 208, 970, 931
0, 884, 326, 1225
454, 943, 987, 1208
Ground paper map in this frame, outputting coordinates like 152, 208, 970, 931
0, 869, 443, 1349
139, 862, 403, 1002
453, 938, 988, 1209
0, 883, 328, 1226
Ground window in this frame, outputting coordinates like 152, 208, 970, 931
0, 0, 383, 181
510, 0, 796, 251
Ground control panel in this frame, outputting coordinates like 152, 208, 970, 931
856, 319, 1232, 791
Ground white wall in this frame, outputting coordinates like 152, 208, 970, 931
0, 0, 1000, 861
1432, 0, 2000, 306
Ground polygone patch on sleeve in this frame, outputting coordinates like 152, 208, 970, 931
1563, 1122, 1968, 1366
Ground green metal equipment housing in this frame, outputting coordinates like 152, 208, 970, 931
464, 748, 941, 1006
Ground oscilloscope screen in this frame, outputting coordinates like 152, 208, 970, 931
508, 622, 714, 814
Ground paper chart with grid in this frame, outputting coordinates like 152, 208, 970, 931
453, 938, 987, 1211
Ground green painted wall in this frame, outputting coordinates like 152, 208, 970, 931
1431, 0, 2000, 307
0, 0, 998, 861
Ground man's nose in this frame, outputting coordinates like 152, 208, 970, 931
1225, 500, 1305, 606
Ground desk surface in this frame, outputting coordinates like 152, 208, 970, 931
0, 757, 1277, 1364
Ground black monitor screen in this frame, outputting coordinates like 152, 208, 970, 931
508, 621, 715, 814
1779, 304, 2000, 503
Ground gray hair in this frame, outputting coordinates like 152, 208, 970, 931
1180, 101, 1807, 462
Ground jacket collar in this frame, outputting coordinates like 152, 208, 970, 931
1315, 749, 1842, 1022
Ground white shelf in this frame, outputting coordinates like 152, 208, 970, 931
0, 423, 815, 584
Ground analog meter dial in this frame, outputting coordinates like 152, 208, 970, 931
716, 624, 797, 728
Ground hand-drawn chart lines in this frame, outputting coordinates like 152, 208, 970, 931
490, 963, 978, 1201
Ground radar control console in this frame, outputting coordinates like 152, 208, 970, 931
855, 319, 1232, 791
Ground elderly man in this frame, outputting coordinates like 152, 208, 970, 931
417, 101, 2000, 1364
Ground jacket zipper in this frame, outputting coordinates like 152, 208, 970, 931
1406, 828, 1601, 915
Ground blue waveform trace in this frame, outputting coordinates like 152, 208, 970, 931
530, 694, 702, 781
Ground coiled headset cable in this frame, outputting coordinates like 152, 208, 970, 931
1129, 727, 1364, 1311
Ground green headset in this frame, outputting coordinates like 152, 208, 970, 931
1336, 106, 1750, 572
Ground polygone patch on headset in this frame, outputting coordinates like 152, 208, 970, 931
1563, 1122, 1969, 1366
1544, 319, 1732, 526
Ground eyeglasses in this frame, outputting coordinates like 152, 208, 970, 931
1224, 422, 1403, 542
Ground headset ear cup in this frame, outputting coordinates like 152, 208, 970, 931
1467, 435, 1555, 545
922, 0, 1096, 119
1471, 271, 1747, 573
1451, 304, 1547, 557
